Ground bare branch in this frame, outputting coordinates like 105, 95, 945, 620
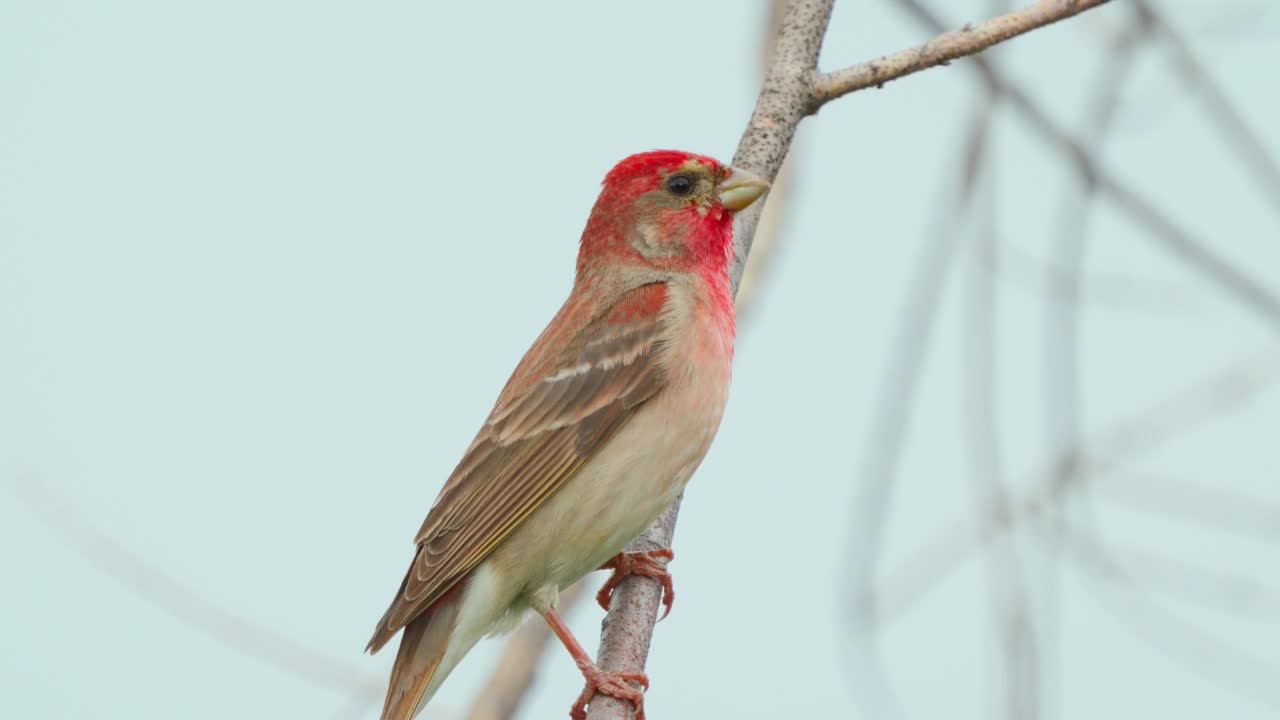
814, 0, 1113, 105
587, 1, 838, 718
727, 0, 836, 290
733, 0, 802, 329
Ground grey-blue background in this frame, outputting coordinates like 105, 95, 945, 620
4, 1, 1277, 718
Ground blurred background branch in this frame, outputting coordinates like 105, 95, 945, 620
10, 473, 384, 699
847, 0, 1280, 717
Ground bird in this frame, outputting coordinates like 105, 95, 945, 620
366, 149, 768, 720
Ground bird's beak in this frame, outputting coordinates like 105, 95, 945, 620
716, 166, 769, 212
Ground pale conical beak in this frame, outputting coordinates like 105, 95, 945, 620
716, 166, 769, 212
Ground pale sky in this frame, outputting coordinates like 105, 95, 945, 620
3, 2, 1278, 719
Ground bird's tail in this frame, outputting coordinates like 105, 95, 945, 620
377, 593, 464, 720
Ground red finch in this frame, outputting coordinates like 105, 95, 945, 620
367, 150, 768, 720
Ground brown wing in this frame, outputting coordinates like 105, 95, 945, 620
367, 282, 670, 652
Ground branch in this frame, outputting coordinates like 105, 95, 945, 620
733, 0, 802, 330
814, 0, 1113, 105
586, 1, 837, 718
587, 1, 1115, 717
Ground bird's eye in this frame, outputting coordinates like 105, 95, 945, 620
666, 174, 695, 196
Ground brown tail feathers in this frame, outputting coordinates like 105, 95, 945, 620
376, 594, 463, 720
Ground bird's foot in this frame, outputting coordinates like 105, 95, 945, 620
570, 659, 649, 720
596, 548, 674, 620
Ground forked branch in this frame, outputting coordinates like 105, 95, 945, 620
583, 1, 1117, 719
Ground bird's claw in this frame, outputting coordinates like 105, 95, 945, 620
570, 661, 649, 720
596, 548, 675, 620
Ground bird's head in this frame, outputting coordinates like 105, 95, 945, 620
578, 150, 769, 279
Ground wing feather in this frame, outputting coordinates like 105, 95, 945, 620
367, 282, 670, 651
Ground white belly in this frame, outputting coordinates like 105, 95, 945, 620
488, 335, 731, 615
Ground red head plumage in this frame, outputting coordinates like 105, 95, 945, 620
577, 150, 754, 281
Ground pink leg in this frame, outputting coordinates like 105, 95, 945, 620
542, 607, 649, 720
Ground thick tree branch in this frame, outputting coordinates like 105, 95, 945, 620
814, 0, 1113, 105
586, 2, 837, 718
726, 0, 835, 291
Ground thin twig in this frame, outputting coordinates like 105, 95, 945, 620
814, 0, 1114, 104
